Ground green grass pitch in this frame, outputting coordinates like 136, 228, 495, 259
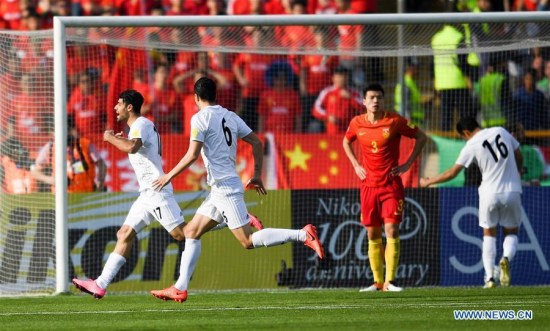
1, 287, 549, 330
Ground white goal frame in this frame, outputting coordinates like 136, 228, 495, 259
53, 11, 550, 294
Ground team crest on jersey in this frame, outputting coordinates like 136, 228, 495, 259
382, 128, 390, 139
129, 128, 139, 139
191, 128, 199, 139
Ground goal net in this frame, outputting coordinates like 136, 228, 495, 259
2, 13, 550, 295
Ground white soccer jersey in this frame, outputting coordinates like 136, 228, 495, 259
455, 127, 522, 196
190, 105, 252, 185
128, 117, 172, 193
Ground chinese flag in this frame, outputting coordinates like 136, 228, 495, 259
275, 134, 358, 189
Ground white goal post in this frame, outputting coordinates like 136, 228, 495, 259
44, 12, 550, 294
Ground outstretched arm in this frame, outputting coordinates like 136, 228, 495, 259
420, 164, 464, 187
153, 140, 203, 191
241, 132, 266, 195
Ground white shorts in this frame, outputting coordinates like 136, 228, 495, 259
196, 177, 248, 230
478, 192, 522, 229
124, 190, 184, 233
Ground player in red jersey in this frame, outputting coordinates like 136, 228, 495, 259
343, 83, 427, 292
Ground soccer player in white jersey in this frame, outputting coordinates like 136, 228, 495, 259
72, 89, 241, 299
420, 116, 523, 288
149, 77, 325, 302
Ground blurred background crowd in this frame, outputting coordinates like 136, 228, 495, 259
1, 0, 550, 194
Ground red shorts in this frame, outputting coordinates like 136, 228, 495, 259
360, 180, 404, 227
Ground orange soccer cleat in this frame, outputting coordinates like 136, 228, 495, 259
248, 213, 265, 230
150, 286, 188, 303
302, 224, 325, 259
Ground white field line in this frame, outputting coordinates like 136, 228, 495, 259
1, 300, 549, 317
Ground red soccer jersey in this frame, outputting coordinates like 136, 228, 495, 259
345, 111, 418, 187
258, 88, 300, 133
301, 54, 338, 94
233, 53, 278, 98
67, 89, 107, 135
312, 86, 363, 134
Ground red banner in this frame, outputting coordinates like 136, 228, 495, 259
21, 133, 419, 192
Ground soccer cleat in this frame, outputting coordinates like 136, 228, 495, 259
72, 278, 106, 299
302, 224, 325, 259
248, 213, 264, 230
499, 257, 511, 287
383, 281, 403, 292
483, 278, 497, 289
359, 283, 383, 292
150, 286, 188, 303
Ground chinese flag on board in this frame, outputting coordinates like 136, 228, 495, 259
275, 134, 358, 189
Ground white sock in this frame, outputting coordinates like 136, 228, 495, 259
503, 234, 518, 262
174, 239, 201, 291
95, 252, 126, 289
482, 236, 497, 281
251, 228, 305, 248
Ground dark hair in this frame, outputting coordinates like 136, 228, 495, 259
119, 89, 144, 114
194, 77, 217, 103
334, 66, 350, 75
456, 116, 481, 135
363, 83, 385, 97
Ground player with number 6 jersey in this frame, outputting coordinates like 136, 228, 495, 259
420, 117, 523, 288
149, 77, 325, 303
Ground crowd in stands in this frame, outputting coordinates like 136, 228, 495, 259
1, 0, 550, 194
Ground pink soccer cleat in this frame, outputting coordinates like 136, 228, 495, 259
302, 224, 325, 259
150, 286, 188, 303
72, 278, 106, 299
248, 213, 265, 230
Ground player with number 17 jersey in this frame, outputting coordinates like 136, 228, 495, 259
190, 105, 252, 186
345, 111, 418, 188
128, 116, 172, 194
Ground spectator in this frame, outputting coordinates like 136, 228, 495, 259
308, 0, 337, 14
233, 27, 282, 130
258, 66, 301, 133
148, 64, 180, 133
335, 0, 364, 88
206, 0, 226, 15
536, 59, 550, 99
0, 116, 36, 194
299, 26, 339, 132
475, 54, 511, 128
432, 23, 477, 131
12, 73, 50, 136
67, 68, 108, 135
394, 58, 428, 127
312, 66, 363, 134
0, 0, 23, 30
66, 44, 112, 94
31, 116, 106, 193
512, 68, 549, 130
276, 0, 314, 52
